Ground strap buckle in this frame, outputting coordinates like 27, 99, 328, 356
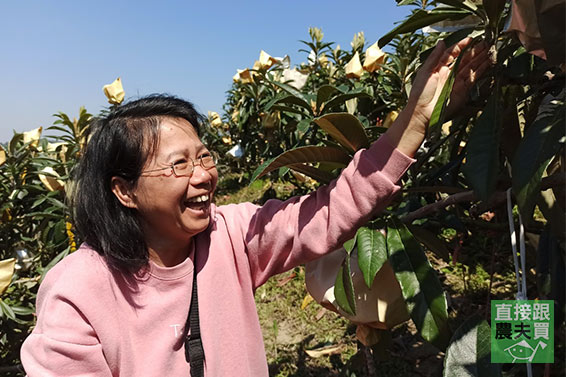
185, 335, 205, 363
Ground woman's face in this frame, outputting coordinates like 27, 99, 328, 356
122, 117, 218, 247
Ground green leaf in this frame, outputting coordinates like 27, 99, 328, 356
314, 113, 370, 153
46, 125, 74, 135
379, 9, 469, 47
356, 226, 388, 289
535, 226, 566, 326
23, 211, 64, 220
0, 299, 16, 320
46, 196, 66, 209
278, 167, 290, 178
270, 105, 309, 116
297, 119, 312, 133
316, 85, 342, 111
334, 254, 356, 316
53, 112, 72, 126
538, 189, 566, 243
462, 94, 500, 202
251, 159, 275, 183
482, 0, 506, 27
408, 225, 451, 262
437, 0, 479, 13
428, 42, 470, 138
287, 163, 337, 184
387, 218, 450, 350
267, 78, 311, 106
250, 146, 350, 182
323, 91, 371, 113
8, 133, 24, 155
444, 28, 483, 49
512, 103, 565, 218
536, 225, 565, 301
343, 237, 356, 253
443, 315, 501, 377
265, 95, 313, 115
10, 306, 35, 316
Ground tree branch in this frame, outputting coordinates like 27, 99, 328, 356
401, 173, 565, 224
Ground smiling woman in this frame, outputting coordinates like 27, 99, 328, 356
19, 37, 490, 377
73, 96, 207, 273
110, 117, 219, 267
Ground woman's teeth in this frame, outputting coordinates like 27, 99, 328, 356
187, 194, 209, 203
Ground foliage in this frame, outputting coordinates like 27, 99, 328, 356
224, 0, 565, 373
1, 1, 564, 374
0, 110, 91, 371
216, 26, 437, 187
443, 315, 501, 377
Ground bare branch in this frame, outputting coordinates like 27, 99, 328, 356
401, 173, 565, 223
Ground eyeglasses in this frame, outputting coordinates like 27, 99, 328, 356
141, 153, 217, 178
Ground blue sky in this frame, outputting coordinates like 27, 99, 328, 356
0, 1, 411, 142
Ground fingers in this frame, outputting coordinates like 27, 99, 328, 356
462, 58, 492, 88
458, 41, 489, 70
455, 43, 492, 88
421, 40, 447, 72
436, 37, 473, 70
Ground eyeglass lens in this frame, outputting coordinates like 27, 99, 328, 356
172, 155, 215, 177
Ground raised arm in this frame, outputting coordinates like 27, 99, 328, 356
220, 38, 490, 288
218, 134, 414, 288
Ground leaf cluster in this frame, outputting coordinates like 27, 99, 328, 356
222, 0, 565, 370
0, 110, 91, 367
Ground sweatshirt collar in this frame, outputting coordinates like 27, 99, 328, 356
147, 241, 195, 281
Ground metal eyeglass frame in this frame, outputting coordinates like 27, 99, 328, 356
141, 154, 216, 178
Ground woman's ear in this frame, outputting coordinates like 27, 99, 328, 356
111, 177, 137, 209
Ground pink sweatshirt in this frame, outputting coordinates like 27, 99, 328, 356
20, 135, 414, 376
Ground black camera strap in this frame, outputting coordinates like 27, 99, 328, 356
184, 249, 204, 377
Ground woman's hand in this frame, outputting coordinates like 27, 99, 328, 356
386, 37, 491, 157
409, 37, 491, 126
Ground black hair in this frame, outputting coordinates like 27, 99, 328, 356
72, 94, 204, 273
